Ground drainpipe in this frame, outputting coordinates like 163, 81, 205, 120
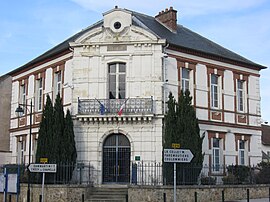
163, 43, 169, 115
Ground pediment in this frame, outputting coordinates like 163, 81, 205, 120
73, 25, 158, 45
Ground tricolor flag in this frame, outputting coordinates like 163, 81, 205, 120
95, 98, 106, 115
118, 98, 129, 116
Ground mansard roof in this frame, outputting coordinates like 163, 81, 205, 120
9, 8, 266, 75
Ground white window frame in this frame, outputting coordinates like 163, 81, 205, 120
36, 78, 43, 111
17, 137, 25, 164
20, 84, 26, 115
237, 80, 244, 112
239, 140, 246, 165
181, 68, 190, 93
212, 138, 221, 172
54, 71, 62, 98
108, 63, 126, 99
211, 74, 219, 109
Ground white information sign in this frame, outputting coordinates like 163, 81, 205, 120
7, 174, 17, 193
28, 164, 57, 173
164, 149, 194, 163
0, 174, 4, 192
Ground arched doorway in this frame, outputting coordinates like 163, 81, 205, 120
102, 133, 131, 183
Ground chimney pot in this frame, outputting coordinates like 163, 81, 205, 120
115, 5, 118, 9
165, 8, 169, 12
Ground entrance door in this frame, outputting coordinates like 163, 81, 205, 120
103, 134, 131, 183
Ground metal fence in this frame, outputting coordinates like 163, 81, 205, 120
2, 162, 269, 186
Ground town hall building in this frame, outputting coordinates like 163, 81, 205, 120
8, 6, 266, 184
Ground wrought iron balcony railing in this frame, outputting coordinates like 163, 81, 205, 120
78, 98, 153, 115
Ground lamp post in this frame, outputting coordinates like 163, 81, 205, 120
16, 99, 33, 202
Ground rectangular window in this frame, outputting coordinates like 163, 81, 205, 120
181, 68, 190, 93
211, 74, 219, 108
54, 71, 62, 98
20, 84, 26, 114
239, 140, 245, 165
212, 138, 220, 172
36, 78, 43, 111
109, 63, 126, 99
237, 80, 244, 112
17, 137, 26, 164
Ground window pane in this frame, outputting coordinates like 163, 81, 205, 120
109, 75, 116, 83
119, 83, 125, 91
119, 63, 126, 72
119, 75, 125, 83
238, 80, 243, 89
239, 140, 245, 149
211, 74, 218, 84
109, 83, 116, 91
109, 64, 116, 73
57, 72, 61, 82
213, 138, 219, 147
182, 68, 189, 79
109, 91, 116, 99
119, 92, 125, 99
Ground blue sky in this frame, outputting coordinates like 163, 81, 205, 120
0, 0, 269, 122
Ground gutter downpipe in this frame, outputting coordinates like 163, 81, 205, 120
163, 43, 169, 115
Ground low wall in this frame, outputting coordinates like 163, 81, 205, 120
1, 184, 269, 202
128, 185, 270, 202
0, 184, 90, 202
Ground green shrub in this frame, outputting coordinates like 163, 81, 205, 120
201, 176, 216, 185
222, 174, 238, 185
226, 165, 251, 184
255, 162, 270, 184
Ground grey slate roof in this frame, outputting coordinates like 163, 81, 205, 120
9, 9, 266, 75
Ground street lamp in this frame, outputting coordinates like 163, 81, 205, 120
15, 99, 33, 202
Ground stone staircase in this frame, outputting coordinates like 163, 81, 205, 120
86, 185, 128, 202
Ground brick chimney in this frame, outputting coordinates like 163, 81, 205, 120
155, 7, 177, 32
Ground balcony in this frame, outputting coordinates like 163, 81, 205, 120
77, 98, 154, 123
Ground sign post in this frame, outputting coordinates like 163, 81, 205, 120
164, 146, 194, 202
28, 163, 56, 202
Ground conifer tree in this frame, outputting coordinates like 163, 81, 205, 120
63, 109, 77, 164
53, 93, 65, 163
163, 90, 204, 184
36, 95, 54, 163
163, 92, 177, 184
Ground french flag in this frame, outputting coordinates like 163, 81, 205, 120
118, 98, 129, 116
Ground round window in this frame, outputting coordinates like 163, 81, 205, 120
114, 21, 121, 30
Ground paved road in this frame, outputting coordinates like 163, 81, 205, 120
227, 198, 269, 202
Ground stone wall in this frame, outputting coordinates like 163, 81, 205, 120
128, 185, 270, 202
1, 184, 269, 202
0, 184, 90, 202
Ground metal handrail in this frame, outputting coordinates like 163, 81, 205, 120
78, 98, 154, 115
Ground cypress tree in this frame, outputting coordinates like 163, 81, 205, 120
163, 90, 204, 185
63, 109, 77, 164
163, 92, 177, 184
53, 93, 65, 163
36, 94, 54, 163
